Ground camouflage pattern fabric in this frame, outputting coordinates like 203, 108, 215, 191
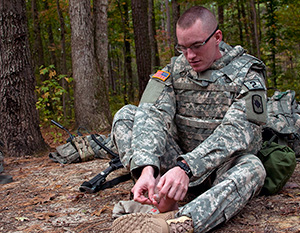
73, 136, 95, 162
111, 42, 267, 232
177, 154, 265, 232
266, 90, 300, 136
49, 134, 112, 164
264, 90, 300, 156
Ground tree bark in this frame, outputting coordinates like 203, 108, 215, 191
56, 0, 68, 121
31, 0, 45, 81
241, 0, 251, 52
218, 4, 224, 39
172, 0, 180, 56
123, 1, 134, 103
149, 0, 160, 72
69, 0, 111, 131
165, 0, 172, 54
131, 0, 152, 98
116, 0, 132, 104
236, 0, 244, 45
250, 0, 260, 59
93, 0, 112, 121
43, 0, 58, 69
0, 0, 49, 156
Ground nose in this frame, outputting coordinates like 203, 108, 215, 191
185, 48, 196, 60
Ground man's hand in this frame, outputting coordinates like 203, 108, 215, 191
156, 165, 189, 202
131, 166, 157, 205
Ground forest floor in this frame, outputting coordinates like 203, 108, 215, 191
0, 126, 300, 233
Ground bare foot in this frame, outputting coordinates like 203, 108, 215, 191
153, 194, 179, 213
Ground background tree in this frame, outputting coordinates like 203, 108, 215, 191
69, 0, 111, 131
0, 0, 49, 156
16, 0, 300, 135
149, 0, 161, 72
131, 0, 152, 98
94, 0, 113, 123
172, 0, 180, 56
31, 0, 45, 82
116, 0, 133, 104
56, 0, 69, 120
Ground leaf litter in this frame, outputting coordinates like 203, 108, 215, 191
0, 127, 299, 232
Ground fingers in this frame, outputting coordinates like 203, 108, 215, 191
131, 186, 153, 205
157, 169, 189, 201
130, 169, 157, 205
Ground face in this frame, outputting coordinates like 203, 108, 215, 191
176, 20, 222, 72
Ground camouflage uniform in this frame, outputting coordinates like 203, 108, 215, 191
111, 42, 267, 232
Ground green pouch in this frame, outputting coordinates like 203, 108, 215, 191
257, 141, 297, 195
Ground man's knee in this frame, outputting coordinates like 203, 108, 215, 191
112, 104, 137, 125
234, 154, 266, 196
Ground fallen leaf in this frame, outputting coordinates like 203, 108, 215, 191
23, 193, 56, 206
92, 206, 111, 216
71, 193, 84, 202
35, 212, 57, 221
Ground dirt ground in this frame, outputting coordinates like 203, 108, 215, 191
0, 127, 299, 233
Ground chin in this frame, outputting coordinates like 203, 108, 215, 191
192, 66, 205, 73
192, 63, 210, 73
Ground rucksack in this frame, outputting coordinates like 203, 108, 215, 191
263, 90, 300, 155
259, 90, 300, 195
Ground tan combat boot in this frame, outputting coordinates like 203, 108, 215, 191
111, 210, 193, 233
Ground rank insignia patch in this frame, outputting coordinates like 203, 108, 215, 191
153, 70, 170, 81
252, 94, 264, 114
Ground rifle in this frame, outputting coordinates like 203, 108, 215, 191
51, 120, 131, 193
51, 120, 75, 143
79, 134, 131, 193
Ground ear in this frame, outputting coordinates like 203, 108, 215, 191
215, 30, 223, 45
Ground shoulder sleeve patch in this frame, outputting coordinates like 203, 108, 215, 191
245, 90, 267, 125
244, 80, 265, 90
152, 70, 170, 81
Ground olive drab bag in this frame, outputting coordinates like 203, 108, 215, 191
258, 90, 300, 195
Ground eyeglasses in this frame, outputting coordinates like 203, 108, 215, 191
176, 25, 219, 54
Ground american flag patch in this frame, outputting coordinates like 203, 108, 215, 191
153, 70, 170, 81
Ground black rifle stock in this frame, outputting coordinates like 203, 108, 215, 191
79, 134, 131, 193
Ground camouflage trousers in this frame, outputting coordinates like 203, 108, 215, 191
111, 105, 266, 233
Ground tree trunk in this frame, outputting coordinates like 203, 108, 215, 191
93, 0, 113, 119
250, 0, 260, 59
116, 0, 132, 104
31, 0, 45, 81
266, 0, 278, 88
69, 0, 111, 131
236, 0, 244, 45
165, 0, 172, 55
43, 0, 58, 69
56, 0, 68, 121
218, 4, 224, 33
149, 0, 160, 72
241, 0, 251, 52
172, 0, 180, 56
131, 0, 152, 98
0, 0, 49, 157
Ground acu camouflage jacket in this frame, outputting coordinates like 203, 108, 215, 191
129, 42, 267, 183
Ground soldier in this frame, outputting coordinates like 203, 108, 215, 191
111, 6, 267, 233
